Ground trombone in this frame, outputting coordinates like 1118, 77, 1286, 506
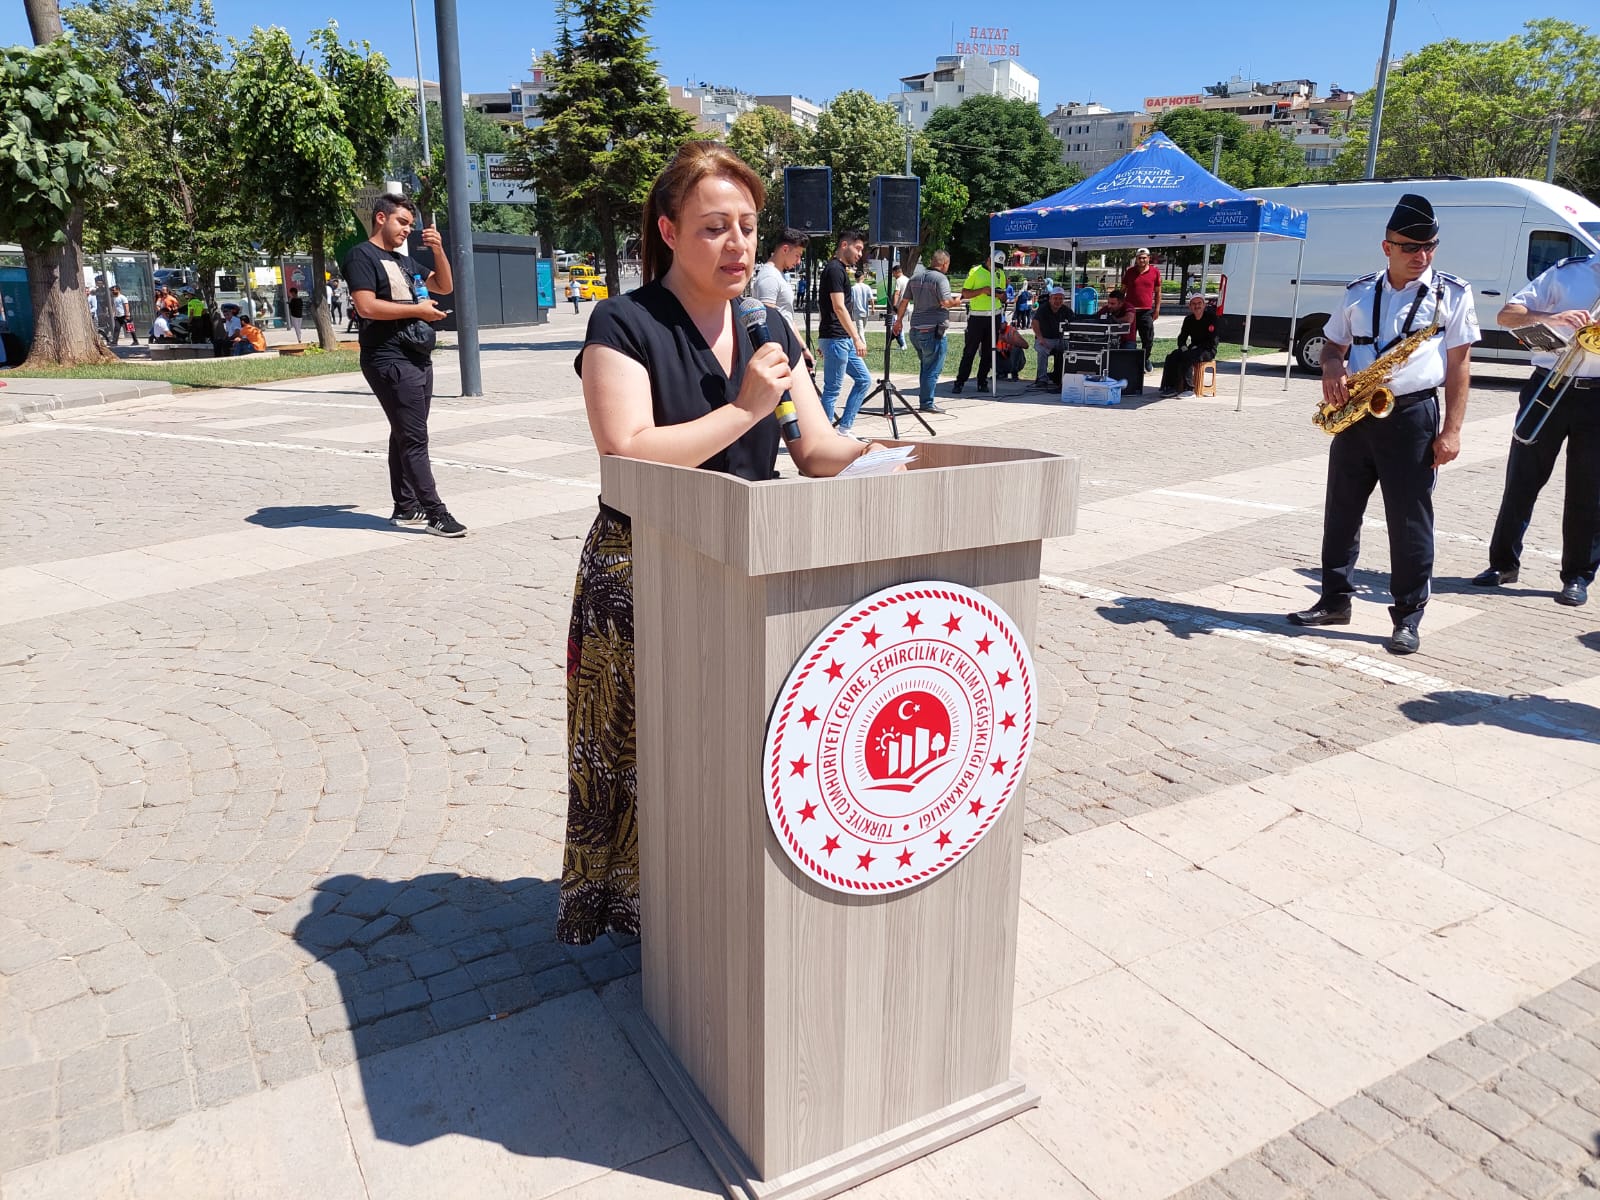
1512, 299, 1600, 446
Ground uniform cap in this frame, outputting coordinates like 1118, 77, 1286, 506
992, 250, 1006, 264
1387, 193, 1438, 240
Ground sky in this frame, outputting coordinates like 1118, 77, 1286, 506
4, 0, 1590, 117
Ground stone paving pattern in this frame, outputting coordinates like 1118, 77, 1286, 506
2, 310, 1598, 1193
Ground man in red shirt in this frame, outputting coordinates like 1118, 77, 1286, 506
1121, 247, 1162, 372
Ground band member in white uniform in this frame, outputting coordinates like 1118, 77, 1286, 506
1287, 193, 1480, 655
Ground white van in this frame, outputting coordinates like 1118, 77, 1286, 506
1217, 178, 1600, 371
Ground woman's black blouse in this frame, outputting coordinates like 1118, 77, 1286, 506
575, 280, 803, 482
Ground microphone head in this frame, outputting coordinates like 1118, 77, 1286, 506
735, 297, 768, 330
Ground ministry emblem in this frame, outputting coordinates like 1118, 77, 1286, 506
762, 582, 1036, 894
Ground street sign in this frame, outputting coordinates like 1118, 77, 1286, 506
484, 153, 536, 204
464, 155, 483, 203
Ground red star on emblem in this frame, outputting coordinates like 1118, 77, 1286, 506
861, 625, 881, 648
968, 798, 984, 816
896, 848, 913, 868
857, 850, 875, 871
995, 668, 1012, 688
824, 659, 844, 682
798, 801, 817, 822
903, 610, 923, 632
935, 830, 952, 848
821, 835, 840, 856
943, 614, 962, 634
975, 634, 993, 654
800, 706, 819, 729
790, 755, 811, 778
990, 756, 1008, 776
1000, 712, 1016, 730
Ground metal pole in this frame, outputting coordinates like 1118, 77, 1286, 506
1235, 232, 1260, 413
988, 241, 997, 394
1365, 0, 1399, 180
1199, 133, 1223, 296
1284, 237, 1306, 390
410, 0, 430, 165
434, 0, 481, 396
1546, 118, 1563, 184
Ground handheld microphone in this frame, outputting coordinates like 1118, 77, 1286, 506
735, 298, 801, 441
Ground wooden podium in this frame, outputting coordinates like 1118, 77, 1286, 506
601, 442, 1078, 1200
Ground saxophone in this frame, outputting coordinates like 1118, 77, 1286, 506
1313, 319, 1441, 436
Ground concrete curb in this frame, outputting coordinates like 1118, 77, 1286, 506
0, 378, 173, 424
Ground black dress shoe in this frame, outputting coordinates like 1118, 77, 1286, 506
1387, 626, 1421, 655
1287, 605, 1352, 627
1471, 567, 1519, 586
950, 383, 964, 395
1556, 579, 1589, 607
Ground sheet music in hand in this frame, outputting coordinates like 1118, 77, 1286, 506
1511, 322, 1574, 353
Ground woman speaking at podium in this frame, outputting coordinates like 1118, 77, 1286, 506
558, 142, 881, 944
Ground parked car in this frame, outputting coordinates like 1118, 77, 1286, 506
1216, 177, 1600, 371
554, 251, 580, 272
568, 265, 608, 301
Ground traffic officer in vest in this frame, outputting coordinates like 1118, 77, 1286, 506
1287, 193, 1480, 655
952, 250, 1007, 395
1473, 253, 1600, 606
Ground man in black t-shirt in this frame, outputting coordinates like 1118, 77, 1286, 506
817, 230, 872, 435
287, 287, 305, 342
343, 194, 464, 537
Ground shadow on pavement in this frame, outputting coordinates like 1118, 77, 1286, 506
246, 504, 395, 531
1398, 689, 1600, 740
293, 874, 678, 1173
1089, 572, 1396, 648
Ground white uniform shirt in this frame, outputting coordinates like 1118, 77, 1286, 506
1507, 256, 1600, 377
1323, 266, 1481, 396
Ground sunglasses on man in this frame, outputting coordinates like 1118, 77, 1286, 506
1384, 238, 1440, 254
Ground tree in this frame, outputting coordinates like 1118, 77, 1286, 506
727, 104, 811, 252
0, 29, 124, 364
65, 0, 253, 300
504, 0, 698, 295
228, 23, 405, 349
808, 90, 911, 238
1331, 19, 1599, 199
389, 100, 538, 236
924, 95, 1078, 269
1153, 107, 1309, 189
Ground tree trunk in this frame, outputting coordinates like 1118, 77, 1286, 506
597, 208, 620, 298
309, 230, 338, 351
25, 0, 63, 42
23, 209, 117, 366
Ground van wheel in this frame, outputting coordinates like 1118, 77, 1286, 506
1294, 328, 1328, 374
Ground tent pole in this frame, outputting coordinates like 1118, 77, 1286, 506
1284, 238, 1307, 390
989, 241, 997, 394
1235, 232, 1261, 414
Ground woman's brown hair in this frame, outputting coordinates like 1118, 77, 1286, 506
640, 141, 766, 284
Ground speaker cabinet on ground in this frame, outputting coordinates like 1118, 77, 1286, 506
869, 175, 920, 246
1108, 348, 1145, 395
784, 167, 832, 236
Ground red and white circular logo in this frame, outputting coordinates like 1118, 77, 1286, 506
763, 582, 1036, 894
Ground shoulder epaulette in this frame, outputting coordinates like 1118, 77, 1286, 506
1554, 254, 1594, 270
1346, 271, 1380, 290
1435, 271, 1470, 290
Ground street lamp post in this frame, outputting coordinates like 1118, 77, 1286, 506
1364, 0, 1399, 180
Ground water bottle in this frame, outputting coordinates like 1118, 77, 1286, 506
413, 274, 429, 304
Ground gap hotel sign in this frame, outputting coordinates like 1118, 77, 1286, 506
1143, 94, 1205, 112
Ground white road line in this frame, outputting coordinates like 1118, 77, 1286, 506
43, 424, 597, 489
1040, 574, 1460, 693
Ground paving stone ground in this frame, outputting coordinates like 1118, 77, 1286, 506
2, 309, 1597, 1193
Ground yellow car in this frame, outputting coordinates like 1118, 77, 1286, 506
567, 265, 608, 301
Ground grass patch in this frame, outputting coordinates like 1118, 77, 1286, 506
4, 349, 362, 389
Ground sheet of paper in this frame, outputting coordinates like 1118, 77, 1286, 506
836, 446, 917, 479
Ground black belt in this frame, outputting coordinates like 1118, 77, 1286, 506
1535, 369, 1599, 390
1391, 388, 1436, 406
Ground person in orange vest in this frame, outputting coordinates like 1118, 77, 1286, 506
231, 314, 267, 355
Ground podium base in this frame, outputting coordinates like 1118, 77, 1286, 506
618, 998, 1040, 1200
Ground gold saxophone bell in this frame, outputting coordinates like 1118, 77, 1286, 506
1367, 388, 1395, 418
1314, 319, 1441, 436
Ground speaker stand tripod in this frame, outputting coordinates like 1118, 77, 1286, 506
851, 305, 934, 439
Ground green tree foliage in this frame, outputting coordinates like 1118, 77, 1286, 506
504, 0, 697, 295
389, 100, 536, 235
1332, 19, 1599, 199
228, 23, 404, 348
728, 104, 811, 252
0, 37, 124, 362
923, 94, 1079, 270
1153, 107, 1309, 189
65, 0, 252, 290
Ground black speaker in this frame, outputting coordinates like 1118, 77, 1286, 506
1108, 348, 1145, 395
869, 175, 920, 246
783, 166, 832, 235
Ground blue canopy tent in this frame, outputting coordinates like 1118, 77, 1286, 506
989, 133, 1309, 409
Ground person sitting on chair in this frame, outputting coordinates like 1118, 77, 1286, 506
1158, 294, 1219, 397
995, 319, 1029, 381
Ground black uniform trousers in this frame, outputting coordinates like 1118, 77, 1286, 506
1487, 370, 1600, 585
954, 313, 995, 389
1319, 393, 1438, 628
1159, 345, 1214, 393
362, 355, 444, 517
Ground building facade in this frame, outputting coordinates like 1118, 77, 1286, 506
753, 94, 824, 131
1142, 76, 1357, 167
1046, 103, 1147, 174
889, 55, 1039, 131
